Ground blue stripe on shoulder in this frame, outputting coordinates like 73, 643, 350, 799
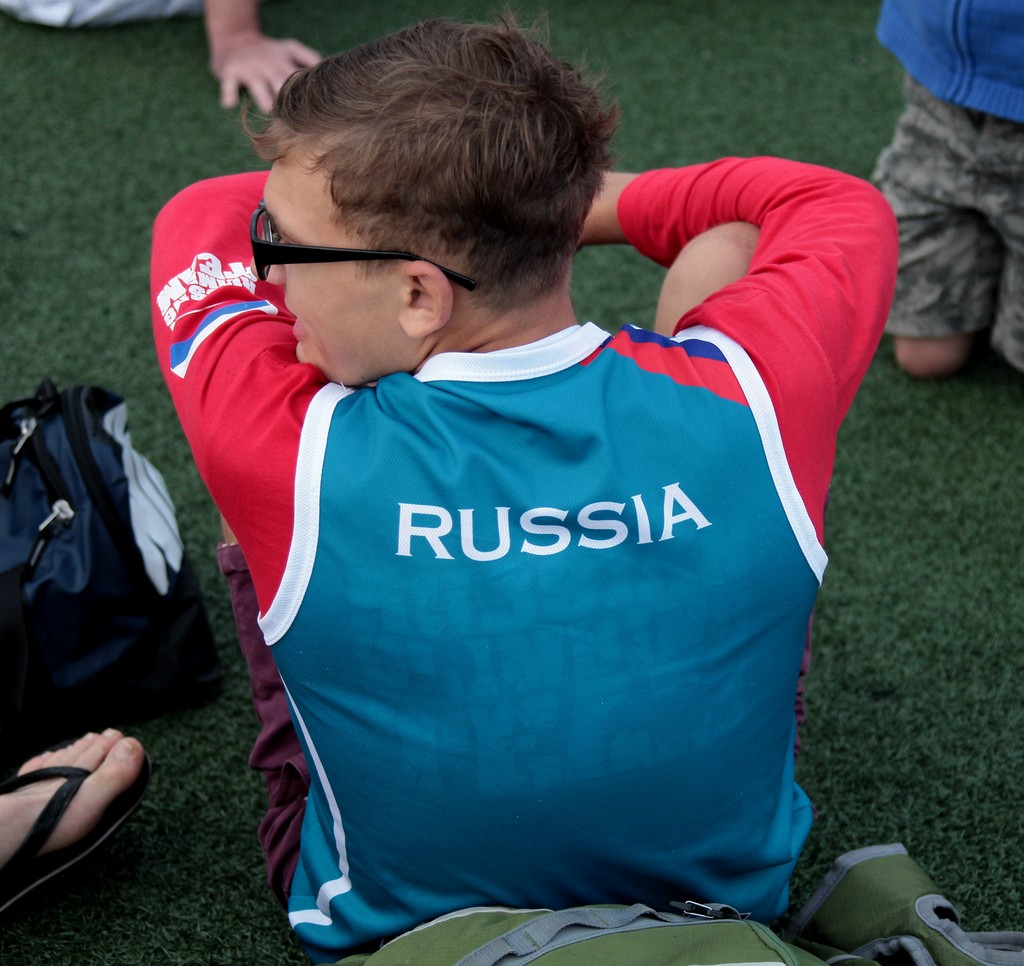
169, 300, 276, 376
620, 325, 727, 362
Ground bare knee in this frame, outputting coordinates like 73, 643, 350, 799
892, 332, 976, 379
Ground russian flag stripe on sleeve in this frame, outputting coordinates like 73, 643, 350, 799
169, 299, 278, 378
582, 326, 748, 406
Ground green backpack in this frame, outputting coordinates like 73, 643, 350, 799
334, 901, 832, 966
330, 844, 1023, 966
785, 843, 1024, 966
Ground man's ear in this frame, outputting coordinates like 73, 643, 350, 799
397, 261, 453, 340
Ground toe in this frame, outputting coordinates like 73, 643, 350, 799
18, 731, 125, 779
38, 738, 146, 856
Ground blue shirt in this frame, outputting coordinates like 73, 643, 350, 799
878, 0, 1024, 122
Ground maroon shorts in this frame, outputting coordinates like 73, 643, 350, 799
217, 542, 308, 907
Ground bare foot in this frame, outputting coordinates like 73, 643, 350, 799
0, 730, 146, 871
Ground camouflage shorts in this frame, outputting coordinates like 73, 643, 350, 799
872, 75, 1024, 372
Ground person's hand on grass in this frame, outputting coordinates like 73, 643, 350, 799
212, 31, 322, 111
205, 0, 322, 112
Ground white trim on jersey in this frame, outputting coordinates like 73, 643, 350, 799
675, 325, 828, 583
259, 382, 352, 645
282, 679, 354, 927
414, 323, 608, 383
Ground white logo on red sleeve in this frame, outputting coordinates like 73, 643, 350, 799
157, 253, 256, 329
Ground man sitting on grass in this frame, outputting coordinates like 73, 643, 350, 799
157, 15, 898, 962
0, 14, 897, 962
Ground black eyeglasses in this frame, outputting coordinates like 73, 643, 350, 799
250, 201, 478, 291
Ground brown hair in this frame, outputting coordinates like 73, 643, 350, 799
249, 17, 618, 310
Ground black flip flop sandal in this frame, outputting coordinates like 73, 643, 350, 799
0, 748, 152, 915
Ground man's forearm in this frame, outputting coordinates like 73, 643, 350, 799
654, 222, 760, 334
578, 172, 639, 246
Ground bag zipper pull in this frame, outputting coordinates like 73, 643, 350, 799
671, 900, 750, 921
3, 415, 37, 494
27, 498, 76, 569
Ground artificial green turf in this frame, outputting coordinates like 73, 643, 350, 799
1, 1, 1022, 963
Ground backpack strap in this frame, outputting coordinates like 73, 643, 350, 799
0, 565, 29, 740
455, 904, 688, 966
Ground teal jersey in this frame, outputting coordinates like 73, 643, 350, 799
258, 322, 824, 962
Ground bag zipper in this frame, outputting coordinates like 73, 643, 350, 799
27, 499, 76, 570
3, 415, 38, 495
19, 419, 79, 578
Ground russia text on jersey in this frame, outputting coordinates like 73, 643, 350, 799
397, 481, 711, 560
